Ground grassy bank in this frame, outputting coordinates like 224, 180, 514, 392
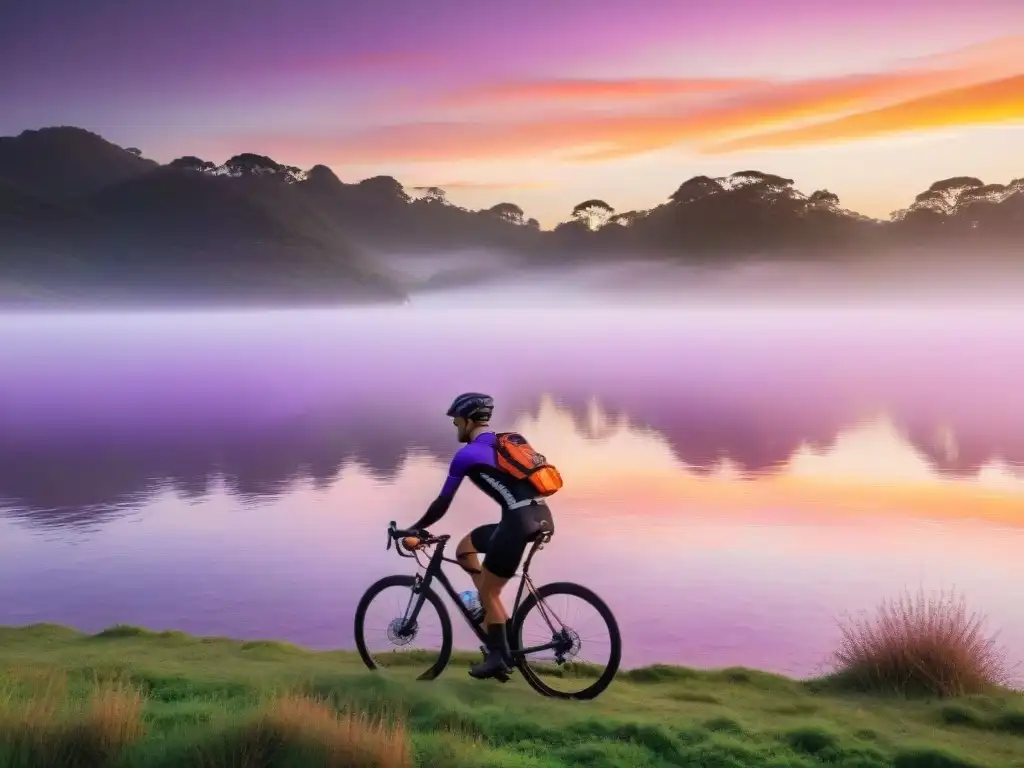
0, 624, 1021, 767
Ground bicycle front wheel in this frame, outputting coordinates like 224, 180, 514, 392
511, 581, 621, 699
354, 574, 453, 681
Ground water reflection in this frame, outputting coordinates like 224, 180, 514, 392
0, 398, 1020, 678
1, 393, 1021, 530
0, 306, 1021, 677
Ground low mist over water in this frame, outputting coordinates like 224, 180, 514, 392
395, 248, 1024, 306
1, 298, 1021, 678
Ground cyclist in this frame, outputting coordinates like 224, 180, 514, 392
405, 392, 556, 680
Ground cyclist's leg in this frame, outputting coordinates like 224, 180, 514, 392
470, 517, 531, 678
478, 539, 523, 622
479, 503, 553, 622
478, 566, 513, 624
456, 524, 496, 592
470, 575, 518, 678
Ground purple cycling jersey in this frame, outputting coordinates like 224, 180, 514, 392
439, 431, 498, 497
410, 431, 538, 530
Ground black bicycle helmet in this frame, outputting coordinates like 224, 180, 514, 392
446, 392, 494, 421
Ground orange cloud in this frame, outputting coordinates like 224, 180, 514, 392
439, 76, 766, 106
240, 36, 1022, 165
701, 75, 1024, 154
308, 67, 989, 164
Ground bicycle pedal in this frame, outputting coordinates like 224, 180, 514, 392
495, 671, 510, 683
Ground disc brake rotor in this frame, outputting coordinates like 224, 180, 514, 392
387, 617, 417, 646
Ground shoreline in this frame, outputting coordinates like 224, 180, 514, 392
1, 622, 1021, 767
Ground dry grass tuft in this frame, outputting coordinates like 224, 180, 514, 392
83, 681, 146, 753
194, 693, 413, 768
832, 588, 1012, 697
0, 671, 144, 767
264, 694, 412, 766
0, 671, 409, 767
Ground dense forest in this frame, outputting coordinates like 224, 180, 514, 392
1, 126, 1020, 304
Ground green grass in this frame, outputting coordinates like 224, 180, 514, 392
0, 623, 1022, 767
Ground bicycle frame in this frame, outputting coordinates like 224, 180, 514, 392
397, 531, 566, 658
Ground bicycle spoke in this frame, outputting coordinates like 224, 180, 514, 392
514, 582, 621, 699
359, 583, 447, 677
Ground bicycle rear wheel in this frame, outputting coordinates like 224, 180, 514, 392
354, 574, 453, 681
511, 581, 621, 699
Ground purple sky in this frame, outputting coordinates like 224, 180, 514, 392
2, 0, 1023, 224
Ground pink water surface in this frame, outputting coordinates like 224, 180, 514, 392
0, 304, 1021, 678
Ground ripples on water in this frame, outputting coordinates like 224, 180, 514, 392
0, 303, 1021, 678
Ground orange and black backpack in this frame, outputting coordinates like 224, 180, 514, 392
494, 432, 563, 497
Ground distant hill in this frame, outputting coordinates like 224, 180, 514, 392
0, 125, 1020, 306
84, 166, 401, 303
0, 130, 404, 306
0, 180, 63, 227
0, 127, 157, 201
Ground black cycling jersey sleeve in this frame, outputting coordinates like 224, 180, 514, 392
410, 493, 453, 531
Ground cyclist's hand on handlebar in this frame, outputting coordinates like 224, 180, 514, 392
386, 521, 430, 552
399, 526, 430, 550
401, 535, 424, 551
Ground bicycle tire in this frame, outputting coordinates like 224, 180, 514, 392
353, 574, 453, 681
511, 581, 621, 700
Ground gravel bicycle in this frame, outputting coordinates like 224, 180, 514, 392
353, 521, 621, 699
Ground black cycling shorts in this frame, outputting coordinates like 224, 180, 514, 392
469, 502, 555, 579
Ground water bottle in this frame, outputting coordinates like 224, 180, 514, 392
459, 590, 485, 624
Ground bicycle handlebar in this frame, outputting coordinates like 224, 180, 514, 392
386, 520, 437, 557
388, 522, 424, 540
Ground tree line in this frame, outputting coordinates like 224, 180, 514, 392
164, 149, 1021, 256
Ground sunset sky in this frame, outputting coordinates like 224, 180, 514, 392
2, 0, 1023, 226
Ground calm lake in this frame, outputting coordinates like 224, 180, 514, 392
1, 301, 1022, 680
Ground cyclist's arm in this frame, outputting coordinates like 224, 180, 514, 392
409, 453, 467, 530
